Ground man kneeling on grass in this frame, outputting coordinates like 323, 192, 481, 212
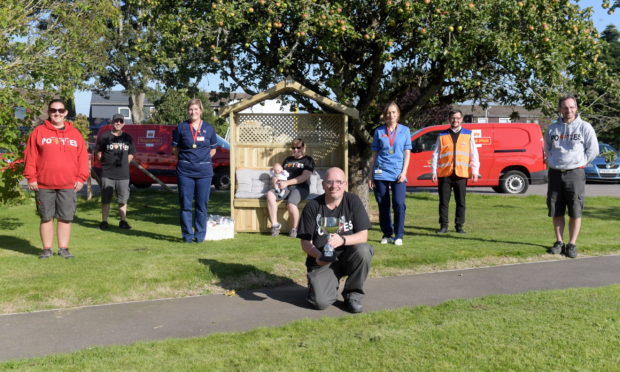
297, 167, 374, 313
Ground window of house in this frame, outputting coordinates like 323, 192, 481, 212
477, 117, 488, 123
499, 117, 511, 123
118, 107, 131, 119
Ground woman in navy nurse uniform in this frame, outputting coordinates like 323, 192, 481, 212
368, 101, 412, 247
172, 99, 218, 242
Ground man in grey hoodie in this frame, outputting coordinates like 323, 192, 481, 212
544, 95, 599, 258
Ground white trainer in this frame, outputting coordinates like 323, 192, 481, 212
394, 238, 403, 246
380, 237, 394, 244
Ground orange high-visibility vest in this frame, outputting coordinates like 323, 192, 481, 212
437, 129, 473, 178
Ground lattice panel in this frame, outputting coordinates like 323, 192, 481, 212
236, 114, 343, 147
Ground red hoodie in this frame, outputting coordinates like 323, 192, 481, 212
23, 120, 89, 189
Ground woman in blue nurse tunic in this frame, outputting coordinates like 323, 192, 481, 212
172, 98, 218, 242
368, 101, 412, 247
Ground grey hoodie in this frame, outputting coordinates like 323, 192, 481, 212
544, 115, 599, 170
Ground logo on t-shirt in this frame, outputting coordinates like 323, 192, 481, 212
41, 137, 78, 147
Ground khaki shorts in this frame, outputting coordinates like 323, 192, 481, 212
36, 189, 77, 222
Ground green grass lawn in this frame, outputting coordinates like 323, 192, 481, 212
2, 285, 619, 371
1, 189, 619, 313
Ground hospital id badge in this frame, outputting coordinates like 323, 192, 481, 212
374, 169, 383, 175
197, 136, 205, 142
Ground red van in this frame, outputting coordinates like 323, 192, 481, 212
407, 123, 547, 194
92, 124, 230, 189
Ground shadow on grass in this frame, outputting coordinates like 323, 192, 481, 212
403, 225, 548, 249
73, 216, 180, 242
582, 206, 620, 221
198, 258, 312, 308
0, 235, 40, 256
77, 189, 231, 227
0, 217, 24, 231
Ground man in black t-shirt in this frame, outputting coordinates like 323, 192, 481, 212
95, 114, 136, 230
297, 167, 374, 313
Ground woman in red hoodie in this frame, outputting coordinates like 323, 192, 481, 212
23, 99, 89, 259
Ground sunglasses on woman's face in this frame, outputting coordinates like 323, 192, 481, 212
114, 119, 124, 124
48, 108, 67, 114
291, 146, 303, 150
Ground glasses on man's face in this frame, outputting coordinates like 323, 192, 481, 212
114, 119, 124, 124
324, 180, 345, 186
291, 146, 303, 150
48, 108, 66, 114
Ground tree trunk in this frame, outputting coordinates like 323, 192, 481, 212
348, 130, 374, 216
129, 92, 145, 124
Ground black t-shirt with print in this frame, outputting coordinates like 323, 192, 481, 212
298, 192, 372, 268
282, 155, 315, 191
95, 131, 136, 180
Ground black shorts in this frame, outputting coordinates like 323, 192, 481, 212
547, 168, 585, 218
268, 186, 309, 205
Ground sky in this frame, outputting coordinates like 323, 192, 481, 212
73, 0, 619, 116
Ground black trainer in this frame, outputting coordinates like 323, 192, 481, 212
345, 298, 363, 313
455, 225, 466, 234
548, 241, 564, 255
38, 249, 53, 259
437, 226, 448, 234
119, 220, 132, 229
564, 243, 577, 258
99, 221, 109, 231
58, 248, 75, 259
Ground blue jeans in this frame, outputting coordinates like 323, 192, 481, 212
373, 180, 407, 239
178, 175, 212, 242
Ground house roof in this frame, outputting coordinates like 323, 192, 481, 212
90, 91, 153, 106
218, 79, 360, 120
453, 104, 544, 118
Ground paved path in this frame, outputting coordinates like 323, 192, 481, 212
1, 255, 620, 362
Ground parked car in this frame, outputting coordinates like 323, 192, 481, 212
585, 143, 620, 183
92, 124, 230, 189
406, 123, 547, 194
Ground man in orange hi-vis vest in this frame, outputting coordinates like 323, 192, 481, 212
431, 110, 480, 234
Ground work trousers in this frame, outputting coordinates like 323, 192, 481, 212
438, 175, 467, 227
178, 174, 212, 242
306, 243, 374, 310
373, 179, 407, 239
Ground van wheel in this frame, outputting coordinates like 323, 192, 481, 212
213, 168, 230, 190
132, 183, 152, 189
499, 170, 528, 194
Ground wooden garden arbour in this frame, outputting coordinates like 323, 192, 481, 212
219, 79, 359, 233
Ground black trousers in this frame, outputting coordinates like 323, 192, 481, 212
438, 175, 467, 227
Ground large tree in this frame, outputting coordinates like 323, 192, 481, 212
97, 0, 221, 124
0, 0, 116, 202
157, 0, 618, 200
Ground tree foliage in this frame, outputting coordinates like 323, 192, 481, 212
0, 0, 116, 203
96, 0, 221, 124
148, 0, 620, 197
590, 24, 620, 147
149, 90, 228, 137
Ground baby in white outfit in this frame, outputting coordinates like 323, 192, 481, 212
270, 163, 289, 198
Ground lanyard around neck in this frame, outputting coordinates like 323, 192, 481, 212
190, 121, 202, 145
